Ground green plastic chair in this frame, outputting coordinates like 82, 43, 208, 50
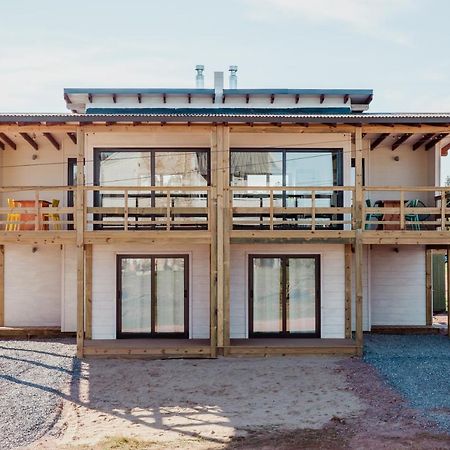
365, 199, 383, 230
405, 199, 429, 230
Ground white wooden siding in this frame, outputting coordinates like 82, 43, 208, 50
370, 245, 426, 326
91, 243, 210, 339
4, 245, 61, 326
351, 246, 370, 331
230, 244, 345, 339
61, 244, 77, 332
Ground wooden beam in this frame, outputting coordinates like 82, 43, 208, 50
355, 231, 363, 354
295, 94, 300, 104
85, 244, 93, 339
223, 125, 231, 355
320, 94, 325, 104
112, 93, 117, 103
412, 133, 434, 151
0, 140, 4, 150
425, 249, 432, 326
355, 129, 363, 229
370, 133, 390, 150
0, 133, 16, 150
76, 128, 85, 358
67, 132, 77, 144
425, 133, 449, 151
19, 132, 38, 150
345, 244, 352, 339
43, 132, 61, 150
0, 246, 4, 326
137, 93, 142, 103
391, 133, 412, 151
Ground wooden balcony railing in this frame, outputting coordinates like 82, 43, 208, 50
0, 186, 75, 231
85, 186, 211, 231
230, 186, 355, 230
363, 186, 450, 231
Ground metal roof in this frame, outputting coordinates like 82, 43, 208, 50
0, 112, 449, 124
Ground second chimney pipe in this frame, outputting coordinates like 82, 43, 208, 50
195, 65, 205, 88
229, 65, 238, 89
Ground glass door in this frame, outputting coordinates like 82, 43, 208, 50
249, 255, 320, 337
117, 255, 188, 338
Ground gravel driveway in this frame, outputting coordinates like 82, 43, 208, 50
0, 339, 77, 450
364, 334, 450, 433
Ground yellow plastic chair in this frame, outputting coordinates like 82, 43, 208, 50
6, 198, 20, 231
48, 199, 61, 230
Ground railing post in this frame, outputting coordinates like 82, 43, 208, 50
355, 129, 364, 230
269, 189, 274, 231
311, 190, 316, 231
400, 190, 405, 230
34, 190, 40, 231
441, 189, 446, 231
166, 191, 171, 231
124, 189, 129, 231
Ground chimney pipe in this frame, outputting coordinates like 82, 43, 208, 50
229, 65, 238, 89
195, 65, 205, 88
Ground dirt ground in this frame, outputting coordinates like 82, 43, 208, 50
433, 312, 449, 328
29, 354, 450, 450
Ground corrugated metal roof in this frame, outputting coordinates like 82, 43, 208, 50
0, 112, 449, 124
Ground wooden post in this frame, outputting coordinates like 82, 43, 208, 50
0, 245, 4, 326
85, 244, 93, 339
425, 248, 432, 326
355, 231, 364, 354
222, 125, 231, 355
209, 127, 218, 357
447, 247, 450, 338
76, 128, 85, 358
355, 128, 364, 229
344, 243, 352, 339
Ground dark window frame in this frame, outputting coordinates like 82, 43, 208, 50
67, 158, 77, 230
248, 254, 321, 338
116, 254, 189, 339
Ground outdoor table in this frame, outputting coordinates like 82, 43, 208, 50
16, 200, 51, 230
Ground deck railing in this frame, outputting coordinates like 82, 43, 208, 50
0, 186, 75, 231
363, 186, 450, 231
230, 186, 355, 230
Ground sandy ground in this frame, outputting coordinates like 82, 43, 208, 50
31, 357, 364, 449
27, 353, 450, 450
433, 312, 448, 328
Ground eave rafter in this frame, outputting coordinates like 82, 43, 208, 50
0, 132, 17, 150
0, 140, 4, 150
412, 133, 435, 151
370, 133, 390, 150
391, 133, 413, 151
20, 132, 38, 150
424, 133, 449, 151
43, 132, 61, 150
67, 132, 77, 144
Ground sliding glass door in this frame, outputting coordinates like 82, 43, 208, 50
249, 255, 320, 337
117, 255, 188, 338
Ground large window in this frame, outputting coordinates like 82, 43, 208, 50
94, 149, 209, 229
117, 255, 188, 338
231, 149, 343, 229
249, 255, 320, 338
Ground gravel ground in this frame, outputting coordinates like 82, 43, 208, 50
364, 334, 450, 433
0, 339, 77, 450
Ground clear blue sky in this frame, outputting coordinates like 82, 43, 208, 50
1, 0, 449, 175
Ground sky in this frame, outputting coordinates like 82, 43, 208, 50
1, 0, 450, 174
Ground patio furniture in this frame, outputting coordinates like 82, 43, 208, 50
5, 198, 21, 231
14, 200, 51, 230
48, 199, 61, 230
405, 199, 429, 230
364, 199, 383, 230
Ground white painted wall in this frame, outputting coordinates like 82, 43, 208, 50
91, 243, 210, 339
230, 244, 345, 339
4, 244, 62, 326
370, 245, 426, 326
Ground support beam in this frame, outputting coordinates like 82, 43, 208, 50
355, 129, 363, 229
412, 133, 434, 151
0, 246, 4, 326
371, 133, 390, 150
391, 133, 412, 151
344, 243, 352, 339
19, 132, 38, 150
0, 140, 4, 150
448, 247, 450, 338
76, 128, 85, 358
355, 231, 364, 354
0, 133, 16, 150
85, 244, 93, 340
425, 249, 432, 326
43, 132, 61, 150
425, 133, 449, 151
67, 132, 77, 145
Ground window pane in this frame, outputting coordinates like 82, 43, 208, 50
231, 152, 282, 187
252, 258, 282, 333
155, 257, 185, 333
121, 258, 151, 333
100, 151, 151, 186
287, 258, 317, 334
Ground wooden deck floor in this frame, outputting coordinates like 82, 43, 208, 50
227, 338, 358, 356
0, 326, 75, 339
83, 339, 212, 358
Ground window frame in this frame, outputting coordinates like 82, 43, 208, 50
248, 254, 321, 338
116, 254, 189, 339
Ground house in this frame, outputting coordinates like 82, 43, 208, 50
0, 66, 449, 358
